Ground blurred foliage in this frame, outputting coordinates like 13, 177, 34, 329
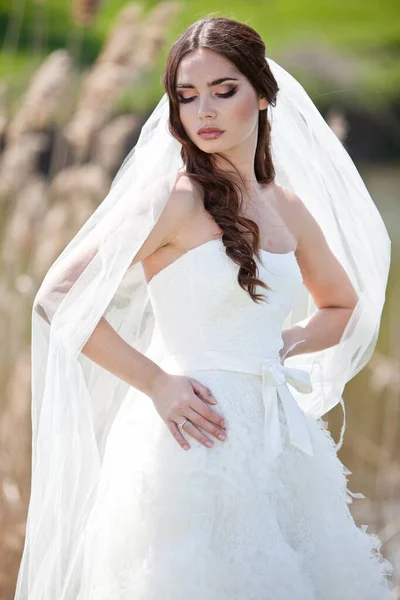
0, 0, 399, 113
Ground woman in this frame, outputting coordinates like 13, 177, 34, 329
15, 17, 393, 600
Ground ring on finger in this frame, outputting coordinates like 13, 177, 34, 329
178, 418, 188, 430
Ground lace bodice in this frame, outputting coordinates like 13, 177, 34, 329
148, 238, 303, 359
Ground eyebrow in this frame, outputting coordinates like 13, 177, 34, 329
175, 77, 239, 89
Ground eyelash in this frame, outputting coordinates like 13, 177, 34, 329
177, 86, 238, 104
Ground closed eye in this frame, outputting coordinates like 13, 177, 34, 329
177, 86, 238, 104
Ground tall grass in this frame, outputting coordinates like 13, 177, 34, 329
0, 3, 182, 597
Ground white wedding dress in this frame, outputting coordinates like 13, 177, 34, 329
77, 238, 393, 599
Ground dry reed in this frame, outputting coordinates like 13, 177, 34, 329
0, 6, 182, 596
7, 50, 74, 145
72, 0, 103, 27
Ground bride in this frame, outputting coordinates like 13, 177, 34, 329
15, 16, 393, 600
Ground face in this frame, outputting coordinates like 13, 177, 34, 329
175, 48, 268, 155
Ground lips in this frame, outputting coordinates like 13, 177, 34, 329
197, 127, 224, 140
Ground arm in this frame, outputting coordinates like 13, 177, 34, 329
280, 189, 359, 361
80, 177, 198, 394
35, 175, 195, 393
35, 176, 225, 450
81, 316, 164, 396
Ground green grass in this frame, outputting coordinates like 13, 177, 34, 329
0, 0, 399, 113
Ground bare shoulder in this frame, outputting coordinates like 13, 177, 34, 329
129, 171, 200, 268
275, 184, 358, 309
273, 184, 324, 252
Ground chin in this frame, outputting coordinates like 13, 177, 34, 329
196, 140, 234, 155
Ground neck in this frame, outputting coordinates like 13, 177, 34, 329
213, 126, 263, 201
214, 155, 266, 204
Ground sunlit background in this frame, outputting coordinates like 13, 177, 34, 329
0, 0, 399, 598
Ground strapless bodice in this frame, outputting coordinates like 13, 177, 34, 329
147, 238, 303, 359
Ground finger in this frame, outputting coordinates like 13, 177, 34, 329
190, 394, 226, 429
179, 419, 215, 449
167, 421, 190, 451
189, 378, 218, 405
186, 407, 227, 441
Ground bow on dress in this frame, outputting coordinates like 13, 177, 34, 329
261, 360, 313, 462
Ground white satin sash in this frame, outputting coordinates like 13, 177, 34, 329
161, 350, 314, 463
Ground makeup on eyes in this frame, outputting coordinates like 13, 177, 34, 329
177, 86, 238, 104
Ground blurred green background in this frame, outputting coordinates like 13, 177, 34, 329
0, 1, 399, 598
1, 0, 400, 109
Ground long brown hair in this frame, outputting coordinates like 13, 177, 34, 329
162, 17, 279, 303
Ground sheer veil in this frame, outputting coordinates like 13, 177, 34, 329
14, 57, 391, 599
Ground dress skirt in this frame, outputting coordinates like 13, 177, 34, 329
77, 369, 393, 600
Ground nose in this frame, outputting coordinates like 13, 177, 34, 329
198, 97, 217, 120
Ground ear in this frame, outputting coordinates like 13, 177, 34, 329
258, 96, 269, 111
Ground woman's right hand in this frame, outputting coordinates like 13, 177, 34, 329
149, 371, 227, 451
